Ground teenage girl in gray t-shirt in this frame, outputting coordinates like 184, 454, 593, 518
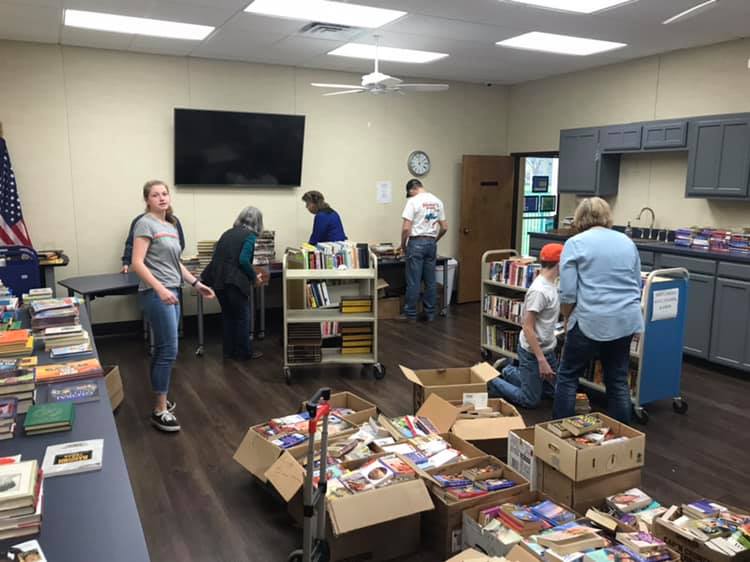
131, 180, 215, 432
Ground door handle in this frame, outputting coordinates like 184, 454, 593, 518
463, 227, 470, 234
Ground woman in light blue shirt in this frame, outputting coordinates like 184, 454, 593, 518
554, 197, 643, 423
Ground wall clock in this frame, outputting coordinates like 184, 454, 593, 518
407, 150, 431, 177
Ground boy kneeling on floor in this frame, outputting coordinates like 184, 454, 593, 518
488, 243, 564, 408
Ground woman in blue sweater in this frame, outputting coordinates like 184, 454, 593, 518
302, 191, 347, 244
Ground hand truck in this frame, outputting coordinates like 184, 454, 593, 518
287, 388, 332, 562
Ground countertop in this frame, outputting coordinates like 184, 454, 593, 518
530, 231, 750, 265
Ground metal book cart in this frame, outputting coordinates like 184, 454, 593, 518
282, 250, 385, 384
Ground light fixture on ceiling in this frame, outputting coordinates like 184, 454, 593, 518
497, 31, 626, 56
662, 0, 719, 24
244, 0, 406, 29
328, 43, 449, 64
502, 0, 637, 14
63, 9, 214, 40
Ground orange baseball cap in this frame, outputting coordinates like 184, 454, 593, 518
540, 243, 564, 263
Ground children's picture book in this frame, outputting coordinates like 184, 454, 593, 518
41, 439, 103, 477
38, 380, 100, 405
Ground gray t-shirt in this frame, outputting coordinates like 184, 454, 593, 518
133, 214, 182, 291
519, 275, 560, 353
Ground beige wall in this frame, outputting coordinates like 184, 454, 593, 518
508, 37, 750, 232
0, 40, 508, 322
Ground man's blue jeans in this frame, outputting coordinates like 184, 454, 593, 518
553, 324, 633, 423
488, 346, 557, 409
404, 238, 437, 319
140, 288, 180, 395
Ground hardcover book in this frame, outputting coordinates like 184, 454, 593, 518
23, 402, 75, 434
41, 439, 103, 477
34, 358, 103, 384
38, 380, 100, 405
607, 489, 653, 514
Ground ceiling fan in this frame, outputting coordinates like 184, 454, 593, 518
311, 39, 449, 96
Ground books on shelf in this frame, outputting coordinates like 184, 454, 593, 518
321, 321, 339, 338
340, 323, 373, 355
287, 323, 322, 363
34, 358, 104, 385
483, 294, 524, 324
340, 296, 373, 314
42, 439, 103, 478
253, 230, 276, 265
488, 257, 541, 288
24, 402, 75, 435
485, 325, 520, 354
296, 241, 370, 270
305, 281, 332, 308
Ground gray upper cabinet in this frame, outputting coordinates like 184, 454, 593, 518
686, 116, 750, 198
601, 124, 642, 152
642, 121, 687, 149
558, 128, 619, 196
710, 277, 750, 369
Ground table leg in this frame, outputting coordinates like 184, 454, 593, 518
42, 266, 55, 291
258, 284, 266, 340
249, 285, 255, 342
84, 295, 93, 324
196, 294, 204, 357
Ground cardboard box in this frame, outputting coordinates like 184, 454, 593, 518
420, 455, 529, 559
654, 508, 750, 562
446, 548, 500, 562
299, 391, 377, 425
327, 513, 422, 561
378, 296, 401, 320
534, 414, 645, 481
449, 398, 526, 460
400, 362, 499, 412
508, 428, 540, 492
103, 365, 123, 411
538, 462, 642, 513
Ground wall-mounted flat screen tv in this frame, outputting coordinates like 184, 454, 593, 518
174, 108, 305, 187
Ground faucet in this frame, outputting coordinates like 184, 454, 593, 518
635, 207, 655, 239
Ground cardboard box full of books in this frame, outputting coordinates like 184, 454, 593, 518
399, 362, 500, 412
508, 428, 540, 492
449, 398, 526, 460
534, 413, 645, 481
446, 548, 500, 562
538, 462, 642, 513
103, 365, 123, 411
297, 391, 377, 426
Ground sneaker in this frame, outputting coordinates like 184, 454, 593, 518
494, 357, 511, 372
151, 410, 181, 432
166, 400, 176, 413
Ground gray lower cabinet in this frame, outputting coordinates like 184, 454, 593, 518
683, 273, 714, 358
686, 117, 750, 197
709, 277, 750, 368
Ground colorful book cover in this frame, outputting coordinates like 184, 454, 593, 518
41, 381, 100, 405
532, 500, 577, 526
23, 402, 75, 431
0, 398, 17, 422
34, 358, 103, 384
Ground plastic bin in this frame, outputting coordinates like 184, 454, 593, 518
435, 258, 458, 305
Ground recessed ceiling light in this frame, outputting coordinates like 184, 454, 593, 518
662, 0, 718, 24
496, 32, 626, 56
503, 0, 637, 14
64, 9, 214, 40
328, 43, 448, 64
244, 0, 406, 29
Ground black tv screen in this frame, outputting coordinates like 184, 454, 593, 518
174, 108, 305, 186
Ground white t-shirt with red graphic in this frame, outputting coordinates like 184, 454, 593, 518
401, 192, 446, 238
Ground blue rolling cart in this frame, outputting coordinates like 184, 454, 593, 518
579, 267, 690, 425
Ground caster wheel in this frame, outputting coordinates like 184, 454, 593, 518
287, 550, 303, 562
673, 398, 688, 414
258, 331, 266, 340
633, 406, 649, 425
480, 348, 491, 362
374, 363, 386, 380
284, 367, 292, 385
195, 346, 204, 357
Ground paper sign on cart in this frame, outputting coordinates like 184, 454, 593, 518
651, 288, 679, 321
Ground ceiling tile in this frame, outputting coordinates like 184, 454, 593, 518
60, 26, 133, 50
130, 34, 196, 56
0, 2, 61, 43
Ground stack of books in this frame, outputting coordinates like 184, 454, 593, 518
298, 241, 370, 270
34, 358, 104, 385
253, 231, 276, 265
575, 393, 592, 414
431, 461, 518, 502
381, 434, 468, 470
673, 227, 696, 247
488, 257, 541, 288
0, 357, 36, 414
545, 415, 632, 449
327, 454, 415, 500
0, 398, 17, 440
23, 402, 75, 435
29, 298, 80, 332
340, 323, 373, 355
0, 330, 33, 357
305, 281, 331, 308
197, 240, 217, 269
0, 459, 43, 541
0, 296, 19, 314
339, 296, 373, 314
483, 294, 524, 323
41, 325, 92, 358
287, 323, 322, 363
21, 288, 53, 304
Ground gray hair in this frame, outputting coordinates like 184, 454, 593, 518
233, 206, 264, 234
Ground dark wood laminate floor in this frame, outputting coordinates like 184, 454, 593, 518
96, 303, 750, 562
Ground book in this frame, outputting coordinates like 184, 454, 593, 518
38, 380, 100, 404
532, 500, 577, 526
586, 508, 621, 532
41, 439, 104, 477
537, 525, 607, 556
34, 358, 104, 384
8, 539, 47, 562
683, 499, 724, 519
0, 480, 43, 531
548, 422, 573, 438
616, 532, 667, 554
0, 398, 17, 429
585, 546, 641, 562
23, 402, 75, 435
49, 342, 93, 358
562, 415, 603, 436
0, 460, 38, 511
475, 478, 516, 492
607, 489, 653, 513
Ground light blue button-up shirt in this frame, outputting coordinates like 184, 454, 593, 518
559, 227, 644, 341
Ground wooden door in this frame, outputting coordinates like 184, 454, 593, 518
457, 155, 515, 303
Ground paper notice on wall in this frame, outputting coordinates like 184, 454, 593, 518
376, 180, 392, 204
652, 288, 679, 321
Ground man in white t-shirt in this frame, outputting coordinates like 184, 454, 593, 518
488, 243, 563, 408
399, 179, 448, 322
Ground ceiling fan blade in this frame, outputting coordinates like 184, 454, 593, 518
323, 89, 367, 97
397, 84, 450, 92
311, 83, 366, 89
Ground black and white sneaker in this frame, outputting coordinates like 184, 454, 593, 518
151, 410, 181, 432
166, 400, 176, 413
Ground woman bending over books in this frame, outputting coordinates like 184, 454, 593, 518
302, 190, 347, 244
131, 180, 215, 432
201, 206, 268, 361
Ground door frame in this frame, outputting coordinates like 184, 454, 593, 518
510, 151, 560, 249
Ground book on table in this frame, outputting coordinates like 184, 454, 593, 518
38, 380, 100, 405
34, 358, 104, 385
0, 460, 39, 512
23, 402, 75, 435
42, 439, 104, 478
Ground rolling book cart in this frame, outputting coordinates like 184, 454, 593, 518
282, 249, 384, 384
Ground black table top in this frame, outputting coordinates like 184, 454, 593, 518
0, 307, 149, 561
58, 272, 139, 298
377, 255, 449, 266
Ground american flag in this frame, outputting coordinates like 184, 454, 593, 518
0, 138, 32, 247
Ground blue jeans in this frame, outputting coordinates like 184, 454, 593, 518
488, 346, 557, 409
404, 238, 437, 319
140, 288, 180, 395
553, 324, 633, 423
216, 285, 252, 358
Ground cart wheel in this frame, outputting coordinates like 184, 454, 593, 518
284, 367, 292, 385
374, 363, 386, 380
672, 397, 688, 414
195, 346, 204, 357
258, 331, 266, 340
633, 406, 649, 425
316, 539, 331, 562
287, 550, 303, 562
480, 348, 491, 362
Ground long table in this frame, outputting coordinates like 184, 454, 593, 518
0, 307, 150, 561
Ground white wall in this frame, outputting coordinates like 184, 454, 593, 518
508, 38, 750, 231
0, 40, 509, 322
